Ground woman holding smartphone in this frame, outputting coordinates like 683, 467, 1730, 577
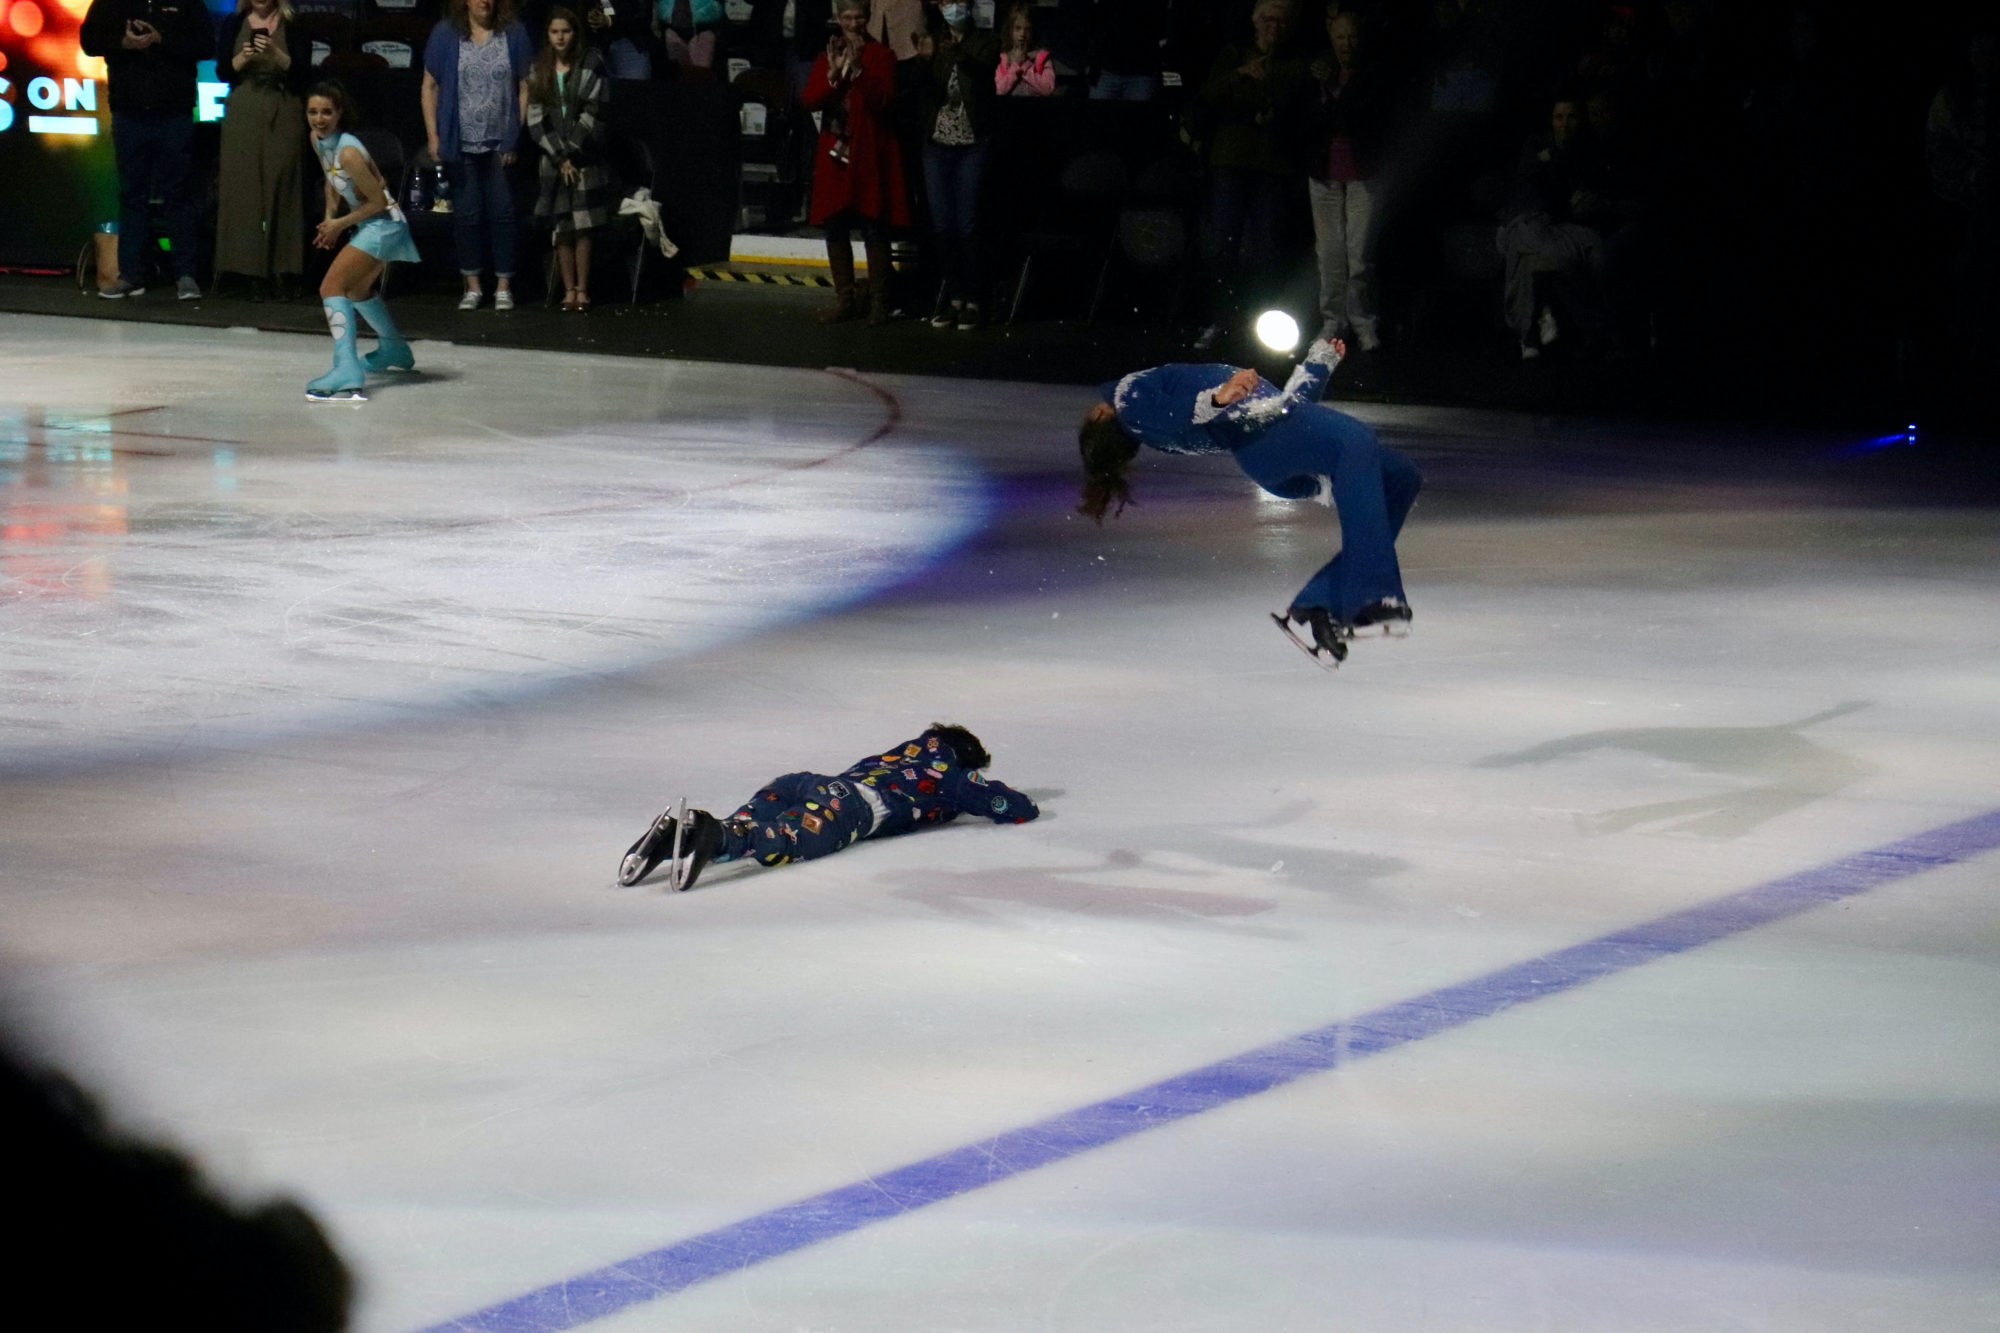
215, 0, 311, 299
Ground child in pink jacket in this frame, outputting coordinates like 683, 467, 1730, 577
995, 3, 1055, 96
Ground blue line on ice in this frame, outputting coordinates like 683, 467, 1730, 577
420, 808, 2000, 1332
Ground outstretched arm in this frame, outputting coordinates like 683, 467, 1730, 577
1276, 336, 1345, 410
949, 770, 1038, 824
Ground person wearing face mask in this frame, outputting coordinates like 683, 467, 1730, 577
915, 0, 999, 328
1075, 336, 1421, 667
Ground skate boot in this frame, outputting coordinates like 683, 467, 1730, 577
618, 801, 680, 886
1352, 597, 1413, 636
354, 295, 415, 372
1272, 605, 1350, 668
670, 808, 727, 892
306, 297, 367, 401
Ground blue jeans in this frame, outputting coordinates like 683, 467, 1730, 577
922, 140, 989, 305
110, 111, 201, 283
1231, 406, 1422, 621
1089, 72, 1158, 101
448, 150, 517, 278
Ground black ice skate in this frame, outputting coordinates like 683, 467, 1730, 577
668, 808, 727, 892
1272, 606, 1350, 670
1351, 597, 1413, 637
618, 799, 683, 886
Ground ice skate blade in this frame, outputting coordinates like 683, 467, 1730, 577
667, 797, 689, 891
304, 388, 368, 403
1270, 611, 1343, 672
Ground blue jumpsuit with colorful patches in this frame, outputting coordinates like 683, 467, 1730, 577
714, 731, 1039, 868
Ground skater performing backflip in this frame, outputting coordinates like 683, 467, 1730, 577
1078, 337, 1421, 666
619, 724, 1038, 890
305, 82, 418, 402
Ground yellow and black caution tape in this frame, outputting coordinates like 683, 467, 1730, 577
692, 268, 832, 287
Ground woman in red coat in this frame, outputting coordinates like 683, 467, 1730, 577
802, 0, 909, 324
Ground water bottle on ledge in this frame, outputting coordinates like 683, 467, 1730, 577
432, 162, 452, 213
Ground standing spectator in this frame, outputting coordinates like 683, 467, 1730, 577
1089, 0, 1165, 101
1496, 94, 1612, 358
652, 0, 721, 70
528, 8, 614, 310
802, 0, 909, 325
1304, 7, 1386, 349
867, 0, 934, 309
917, 0, 998, 328
586, 0, 656, 79
994, 3, 1054, 98
1196, 0, 1308, 350
423, 0, 534, 311
214, 0, 311, 301
79, 0, 213, 300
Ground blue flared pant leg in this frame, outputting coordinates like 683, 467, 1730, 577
1232, 407, 1422, 622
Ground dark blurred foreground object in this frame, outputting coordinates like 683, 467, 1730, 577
0, 1039, 352, 1331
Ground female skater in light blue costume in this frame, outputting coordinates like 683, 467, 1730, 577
1077, 336, 1421, 665
305, 82, 420, 401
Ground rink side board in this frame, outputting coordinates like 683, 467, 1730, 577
421, 808, 2000, 1333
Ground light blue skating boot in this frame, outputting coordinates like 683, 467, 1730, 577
306, 297, 367, 401
353, 295, 414, 372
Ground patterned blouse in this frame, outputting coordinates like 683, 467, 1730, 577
931, 63, 975, 146
457, 33, 514, 153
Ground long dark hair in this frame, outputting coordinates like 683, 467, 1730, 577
928, 723, 991, 771
528, 7, 590, 107
1077, 410, 1139, 523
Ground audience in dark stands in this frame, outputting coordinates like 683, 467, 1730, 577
55, 0, 2000, 415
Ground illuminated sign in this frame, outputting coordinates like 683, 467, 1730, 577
0, 0, 233, 262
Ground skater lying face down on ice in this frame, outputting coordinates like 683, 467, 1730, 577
618, 723, 1039, 891
1076, 336, 1423, 666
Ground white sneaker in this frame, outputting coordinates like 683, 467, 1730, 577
493, 289, 515, 312
176, 276, 202, 301
1537, 305, 1559, 347
458, 289, 482, 311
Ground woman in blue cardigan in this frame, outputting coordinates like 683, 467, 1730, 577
422, 0, 533, 310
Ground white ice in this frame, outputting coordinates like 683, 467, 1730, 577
2, 313, 1997, 1332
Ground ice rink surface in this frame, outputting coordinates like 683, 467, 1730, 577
3, 313, 1998, 1331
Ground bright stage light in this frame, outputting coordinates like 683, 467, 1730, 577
1254, 310, 1300, 353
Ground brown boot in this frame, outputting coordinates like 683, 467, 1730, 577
819, 241, 857, 323
864, 238, 894, 326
